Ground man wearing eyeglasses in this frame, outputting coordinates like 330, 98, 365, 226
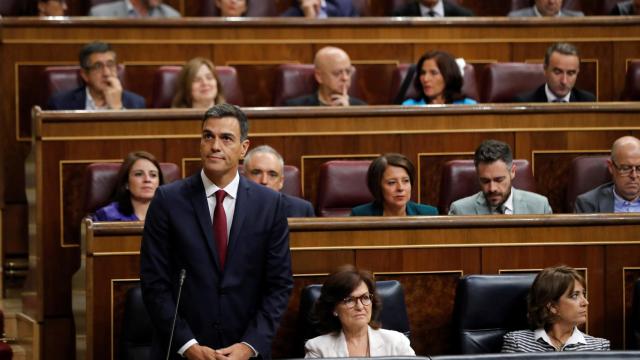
285, 46, 367, 107
575, 136, 640, 213
37, 0, 67, 16
47, 42, 146, 110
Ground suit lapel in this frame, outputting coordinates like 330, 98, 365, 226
226, 176, 249, 266
601, 184, 615, 212
474, 192, 491, 214
187, 174, 221, 271
512, 188, 522, 214
368, 327, 385, 356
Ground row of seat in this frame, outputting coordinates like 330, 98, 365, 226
119, 274, 640, 359
41, 61, 640, 110
1, 0, 629, 17
84, 155, 611, 217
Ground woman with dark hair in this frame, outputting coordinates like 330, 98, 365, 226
93, 151, 164, 221
351, 153, 438, 216
215, 0, 248, 16
305, 265, 415, 358
172, 57, 226, 109
402, 50, 476, 105
502, 265, 610, 352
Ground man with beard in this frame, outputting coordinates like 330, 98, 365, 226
449, 140, 552, 215
575, 136, 640, 213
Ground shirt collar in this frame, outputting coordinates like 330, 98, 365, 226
317, 0, 328, 18
85, 87, 107, 110
534, 5, 563, 17
490, 187, 514, 214
534, 327, 587, 348
545, 84, 571, 103
200, 169, 240, 200
613, 187, 640, 205
419, 0, 444, 17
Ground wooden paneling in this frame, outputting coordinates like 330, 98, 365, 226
82, 216, 640, 360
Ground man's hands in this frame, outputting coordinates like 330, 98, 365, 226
103, 75, 123, 110
300, 0, 321, 18
184, 343, 253, 360
329, 85, 350, 106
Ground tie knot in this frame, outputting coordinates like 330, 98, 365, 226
428, 10, 437, 17
553, 99, 567, 103
215, 190, 226, 202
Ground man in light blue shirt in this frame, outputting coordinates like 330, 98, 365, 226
575, 136, 640, 213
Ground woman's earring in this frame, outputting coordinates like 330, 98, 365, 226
333, 312, 338, 317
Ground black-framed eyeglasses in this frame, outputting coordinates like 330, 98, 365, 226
611, 160, 640, 176
341, 293, 373, 308
84, 60, 117, 72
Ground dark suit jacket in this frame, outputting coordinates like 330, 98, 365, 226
393, 0, 474, 16
284, 93, 367, 106
610, 1, 636, 15
140, 173, 293, 359
350, 201, 438, 216
46, 85, 146, 110
574, 182, 615, 213
513, 84, 596, 103
281, 0, 357, 16
283, 193, 315, 217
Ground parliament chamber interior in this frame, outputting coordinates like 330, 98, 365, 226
1, 0, 640, 359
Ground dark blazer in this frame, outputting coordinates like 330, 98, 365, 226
513, 84, 596, 103
140, 174, 293, 359
574, 182, 615, 213
281, 0, 358, 16
284, 93, 367, 106
350, 201, 438, 216
46, 86, 146, 110
393, 0, 474, 16
610, 1, 636, 15
283, 193, 315, 217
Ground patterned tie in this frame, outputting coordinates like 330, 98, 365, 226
428, 10, 437, 17
213, 190, 228, 269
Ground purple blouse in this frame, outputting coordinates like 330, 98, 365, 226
93, 201, 139, 221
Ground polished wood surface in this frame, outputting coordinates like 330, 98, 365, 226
82, 215, 640, 360
24, 104, 640, 359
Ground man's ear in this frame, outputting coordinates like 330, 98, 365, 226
510, 163, 516, 180
314, 69, 323, 85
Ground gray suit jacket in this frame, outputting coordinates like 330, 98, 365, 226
507, 6, 584, 17
449, 188, 552, 215
574, 182, 615, 213
90, 0, 180, 17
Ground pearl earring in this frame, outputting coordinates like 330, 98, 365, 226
333, 312, 338, 317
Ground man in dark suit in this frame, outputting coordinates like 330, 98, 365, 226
575, 136, 640, 213
393, 0, 474, 17
285, 46, 367, 107
141, 104, 293, 360
243, 145, 315, 217
610, 0, 640, 15
513, 42, 595, 103
281, 0, 357, 17
47, 42, 145, 110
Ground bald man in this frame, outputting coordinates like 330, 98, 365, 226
575, 136, 640, 213
285, 46, 367, 107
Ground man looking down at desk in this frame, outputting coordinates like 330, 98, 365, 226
513, 42, 595, 103
575, 136, 640, 213
449, 140, 552, 215
141, 104, 293, 360
47, 42, 145, 110
89, 0, 180, 17
281, 0, 357, 18
285, 46, 367, 107
508, 0, 584, 17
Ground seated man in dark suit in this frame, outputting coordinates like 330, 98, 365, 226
281, 0, 357, 17
285, 46, 367, 107
243, 145, 315, 217
610, 0, 640, 15
575, 136, 640, 213
513, 42, 595, 103
393, 0, 473, 17
47, 42, 145, 110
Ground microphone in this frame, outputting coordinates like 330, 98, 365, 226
166, 269, 187, 360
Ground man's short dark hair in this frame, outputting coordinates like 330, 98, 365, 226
544, 42, 579, 69
203, 103, 249, 141
474, 140, 513, 167
79, 41, 114, 69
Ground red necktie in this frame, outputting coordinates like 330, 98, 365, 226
213, 190, 228, 269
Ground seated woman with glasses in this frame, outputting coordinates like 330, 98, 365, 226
172, 57, 226, 109
305, 265, 415, 358
402, 50, 476, 106
501, 265, 610, 352
93, 151, 165, 221
351, 153, 438, 216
